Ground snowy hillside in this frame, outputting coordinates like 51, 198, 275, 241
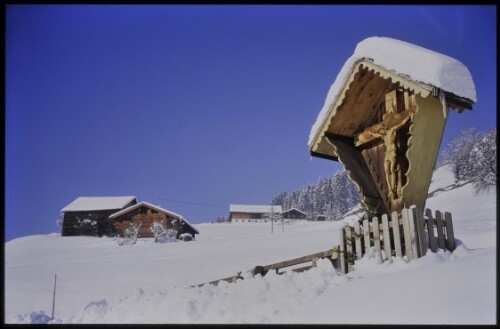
5, 165, 496, 324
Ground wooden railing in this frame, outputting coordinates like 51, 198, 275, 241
339, 207, 456, 273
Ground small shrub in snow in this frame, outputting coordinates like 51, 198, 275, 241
118, 222, 142, 245
150, 220, 166, 243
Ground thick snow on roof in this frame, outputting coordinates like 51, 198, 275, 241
309, 36, 476, 147
61, 196, 137, 212
230, 204, 283, 214
109, 201, 199, 234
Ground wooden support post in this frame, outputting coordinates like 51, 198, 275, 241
372, 216, 382, 260
401, 208, 414, 261
425, 208, 437, 252
381, 214, 392, 261
444, 212, 456, 251
51, 274, 57, 319
435, 210, 446, 250
391, 211, 403, 258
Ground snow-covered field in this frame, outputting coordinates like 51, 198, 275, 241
5, 165, 496, 324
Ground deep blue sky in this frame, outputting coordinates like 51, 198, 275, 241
5, 5, 496, 242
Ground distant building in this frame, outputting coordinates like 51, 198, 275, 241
109, 201, 199, 240
229, 204, 283, 223
316, 215, 327, 221
61, 196, 137, 236
282, 208, 307, 220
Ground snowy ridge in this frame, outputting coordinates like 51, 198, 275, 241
6, 165, 496, 324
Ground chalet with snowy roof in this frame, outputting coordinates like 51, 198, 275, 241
60, 196, 137, 236
229, 204, 283, 223
109, 201, 199, 240
282, 208, 307, 220
308, 36, 476, 216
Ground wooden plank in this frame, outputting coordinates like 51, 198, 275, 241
444, 212, 456, 251
411, 207, 427, 257
435, 210, 446, 250
339, 228, 346, 274
363, 218, 371, 254
425, 208, 437, 252
391, 211, 403, 258
401, 208, 414, 261
407, 207, 419, 258
261, 249, 333, 272
354, 221, 363, 260
372, 216, 382, 259
381, 214, 392, 260
345, 226, 354, 273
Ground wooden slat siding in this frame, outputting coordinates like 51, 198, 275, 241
345, 226, 354, 272
407, 207, 419, 258
401, 208, 414, 261
381, 214, 392, 260
425, 208, 437, 252
444, 212, 456, 251
339, 229, 346, 274
391, 211, 403, 258
354, 221, 363, 261
363, 218, 371, 255
435, 210, 446, 250
411, 207, 427, 257
372, 216, 382, 259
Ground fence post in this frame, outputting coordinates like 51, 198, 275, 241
444, 212, 456, 251
354, 221, 363, 261
381, 214, 392, 261
391, 211, 403, 258
372, 216, 382, 260
51, 274, 57, 319
425, 208, 437, 252
363, 218, 371, 255
401, 208, 414, 261
345, 226, 354, 272
411, 206, 427, 257
339, 228, 346, 274
435, 210, 446, 250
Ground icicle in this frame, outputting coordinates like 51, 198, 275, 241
439, 89, 447, 119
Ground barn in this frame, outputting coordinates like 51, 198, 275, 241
229, 204, 283, 223
282, 208, 308, 220
60, 196, 137, 237
109, 201, 199, 240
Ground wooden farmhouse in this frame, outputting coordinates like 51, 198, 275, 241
308, 37, 476, 217
109, 201, 199, 240
60, 196, 137, 236
282, 208, 307, 220
229, 204, 283, 223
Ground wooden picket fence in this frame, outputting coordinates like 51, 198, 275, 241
338, 207, 456, 273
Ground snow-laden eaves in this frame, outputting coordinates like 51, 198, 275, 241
109, 201, 199, 234
61, 196, 137, 212
308, 36, 476, 148
230, 204, 283, 214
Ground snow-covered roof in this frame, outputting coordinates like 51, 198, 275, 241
309, 36, 476, 148
109, 201, 199, 234
282, 208, 307, 215
61, 196, 137, 212
229, 204, 283, 214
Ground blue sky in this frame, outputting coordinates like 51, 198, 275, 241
5, 5, 496, 242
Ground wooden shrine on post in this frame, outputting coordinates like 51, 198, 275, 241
308, 37, 476, 216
